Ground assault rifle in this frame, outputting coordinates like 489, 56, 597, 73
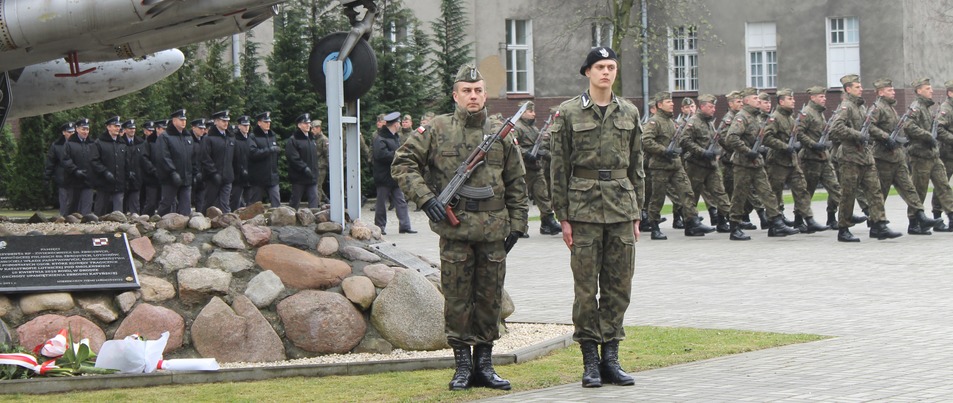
858, 97, 882, 143
529, 112, 557, 158
705, 120, 722, 156
816, 108, 840, 148
887, 106, 913, 145
788, 112, 805, 152
666, 114, 691, 154
748, 107, 776, 158
930, 108, 941, 141
437, 102, 529, 226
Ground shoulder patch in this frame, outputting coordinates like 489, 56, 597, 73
416, 125, 427, 134
735, 118, 743, 122
649, 121, 657, 125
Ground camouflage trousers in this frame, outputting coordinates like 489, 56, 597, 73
930, 157, 953, 214
833, 159, 870, 211
647, 168, 698, 223
875, 158, 924, 216
525, 168, 554, 215
439, 237, 506, 347
684, 162, 730, 212
729, 165, 780, 222
766, 162, 814, 218
909, 156, 953, 215
722, 159, 763, 212
837, 162, 886, 228
801, 158, 841, 214
642, 168, 680, 213
569, 220, 635, 343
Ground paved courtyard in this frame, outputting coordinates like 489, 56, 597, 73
365, 193, 953, 402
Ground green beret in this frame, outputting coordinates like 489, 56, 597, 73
873, 78, 893, 90
945, 80, 953, 91
697, 94, 717, 104
455, 64, 484, 83
776, 88, 794, 98
840, 74, 860, 86
652, 91, 672, 104
912, 77, 931, 89
519, 100, 535, 111
681, 97, 695, 106
725, 91, 743, 100
740, 87, 758, 97
806, 86, 826, 95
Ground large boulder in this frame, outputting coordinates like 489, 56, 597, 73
75, 294, 119, 323
277, 290, 365, 354
315, 236, 339, 256
341, 276, 376, 310
191, 296, 285, 363
16, 314, 106, 353
0, 295, 13, 317
207, 251, 254, 273
212, 226, 247, 249
241, 224, 272, 247
296, 209, 316, 226
315, 222, 344, 235
177, 268, 232, 306
274, 227, 319, 250
188, 216, 212, 231
255, 244, 351, 290
114, 304, 185, 353
155, 243, 202, 272
129, 236, 156, 261
157, 213, 189, 231
244, 270, 285, 308
371, 270, 448, 351
115, 291, 138, 313
151, 228, 177, 244
270, 206, 297, 226
362, 264, 397, 288
19, 293, 74, 315
139, 275, 177, 302
340, 246, 381, 262
236, 202, 265, 221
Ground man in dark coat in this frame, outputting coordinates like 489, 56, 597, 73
156, 109, 194, 216
44, 122, 76, 216
248, 112, 281, 207
141, 120, 164, 216
64, 118, 96, 215
230, 115, 253, 211
189, 118, 208, 213
91, 116, 128, 215
285, 113, 320, 209
372, 111, 415, 234
202, 110, 236, 213
121, 119, 154, 215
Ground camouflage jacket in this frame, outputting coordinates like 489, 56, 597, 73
550, 91, 643, 224
514, 118, 548, 170
797, 101, 831, 162
390, 106, 528, 242
904, 95, 939, 160
726, 105, 767, 168
763, 107, 798, 168
680, 112, 718, 169
717, 109, 737, 164
831, 94, 875, 166
869, 97, 906, 164
642, 109, 684, 171
936, 99, 953, 160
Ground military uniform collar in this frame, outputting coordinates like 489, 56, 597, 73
808, 100, 826, 113
656, 109, 673, 119
881, 97, 897, 106
916, 94, 935, 107
580, 90, 618, 110
742, 105, 759, 115
847, 93, 865, 106
777, 107, 793, 117
453, 105, 488, 128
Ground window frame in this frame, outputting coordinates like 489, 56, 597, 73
668, 25, 699, 92
745, 22, 778, 90
826, 16, 860, 88
505, 19, 534, 95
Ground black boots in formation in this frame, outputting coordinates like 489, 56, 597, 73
539, 213, 562, 235
449, 344, 511, 391
579, 340, 634, 388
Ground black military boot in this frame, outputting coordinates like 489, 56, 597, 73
651, 221, 668, 240
826, 210, 838, 229
639, 211, 652, 232
716, 213, 731, 233
684, 216, 716, 236
780, 210, 795, 227
838, 227, 860, 242
729, 221, 751, 241
472, 344, 510, 390
851, 213, 868, 224
599, 341, 635, 386
672, 207, 685, 229
946, 213, 953, 232
804, 216, 829, 233
756, 208, 770, 230
908, 216, 932, 235
540, 214, 561, 235
448, 345, 473, 391
767, 215, 800, 237
862, 208, 872, 227
580, 341, 602, 388
916, 210, 942, 229
708, 207, 718, 227
933, 211, 951, 232
793, 213, 807, 233
870, 221, 902, 240
740, 214, 758, 230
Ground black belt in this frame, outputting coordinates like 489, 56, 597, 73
573, 168, 627, 181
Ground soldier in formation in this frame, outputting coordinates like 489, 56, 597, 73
514, 100, 561, 235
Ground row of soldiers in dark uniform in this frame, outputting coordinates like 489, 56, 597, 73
44, 109, 330, 218
638, 74, 953, 242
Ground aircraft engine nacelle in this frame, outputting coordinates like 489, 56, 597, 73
5, 49, 184, 120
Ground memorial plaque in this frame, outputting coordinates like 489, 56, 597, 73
0, 233, 140, 293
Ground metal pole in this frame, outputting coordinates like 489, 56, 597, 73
232, 34, 241, 79
344, 101, 361, 220
641, 0, 650, 117
326, 60, 346, 224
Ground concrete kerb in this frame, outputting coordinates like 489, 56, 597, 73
1, 330, 574, 395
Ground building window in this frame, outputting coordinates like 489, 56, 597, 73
591, 22, 613, 48
826, 17, 860, 88
505, 19, 533, 94
668, 26, 698, 92
746, 22, 777, 89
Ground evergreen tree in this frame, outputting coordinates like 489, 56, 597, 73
0, 125, 17, 200
241, 32, 273, 116
266, 5, 321, 137
429, 0, 472, 113
7, 115, 56, 210
199, 39, 246, 114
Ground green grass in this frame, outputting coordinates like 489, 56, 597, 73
0, 326, 827, 402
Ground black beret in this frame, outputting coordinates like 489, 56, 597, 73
579, 47, 618, 76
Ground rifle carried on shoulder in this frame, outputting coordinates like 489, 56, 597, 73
529, 112, 557, 158
888, 105, 914, 145
748, 107, 775, 158
437, 102, 529, 226
817, 108, 841, 148
930, 107, 941, 141
705, 114, 732, 155
666, 113, 691, 154
858, 96, 882, 144
788, 111, 805, 153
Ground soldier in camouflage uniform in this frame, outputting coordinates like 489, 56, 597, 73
930, 80, 953, 230
719, 91, 757, 230
903, 78, 953, 232
679, 94, 731, 233
642, 91, 716, 240
514, 101, 561, 235
867, 78, 941, 235
829, 74, 901, 242
550, 47, 641, 388
668, 97, 696, 228
724, 88, 799, 240
762, 88, 828, 233
391, 64, 528, 392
